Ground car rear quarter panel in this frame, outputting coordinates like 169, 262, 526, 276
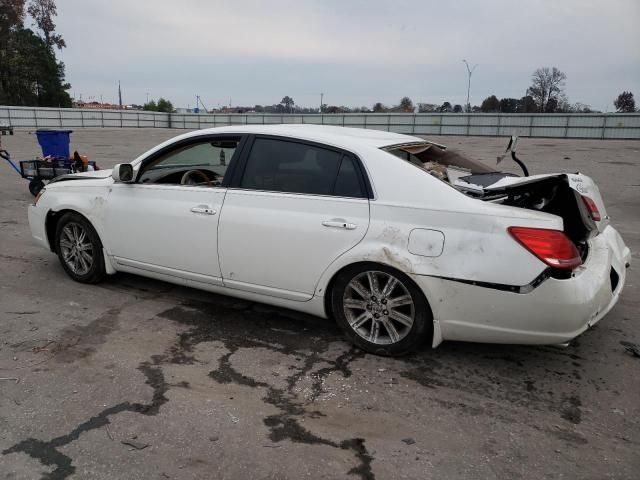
315, 147, 564, 295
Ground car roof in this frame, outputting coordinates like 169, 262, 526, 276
182, 124, 431, 150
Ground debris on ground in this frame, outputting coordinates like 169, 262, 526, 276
209, 436, 219, 442
402, 438, 416, 445
0, 377, 19, 383
31, 340, 56, 353
121, 439, 149, 450
620, 341, 640, 358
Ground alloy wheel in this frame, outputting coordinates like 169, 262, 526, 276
59, 222, 94, 276
343, 270, 415, 345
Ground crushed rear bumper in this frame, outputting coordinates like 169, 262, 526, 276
413, 225, 630, 347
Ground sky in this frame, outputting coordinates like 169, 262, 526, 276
47, 0, 640, 111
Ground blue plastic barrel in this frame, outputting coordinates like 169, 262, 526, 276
35, 130, 73, 159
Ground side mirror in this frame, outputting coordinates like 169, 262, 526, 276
112, 163, 134, 183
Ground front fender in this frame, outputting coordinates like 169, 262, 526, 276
42, 185, 112, 254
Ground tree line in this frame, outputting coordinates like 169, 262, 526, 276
257, 68, 635, 114
142, 98, 175, 113
0, 0, 71, 107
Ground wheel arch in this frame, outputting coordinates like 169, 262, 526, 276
45, 208, 116, 274
322, 260, 433, 322
46, 208, 78, 252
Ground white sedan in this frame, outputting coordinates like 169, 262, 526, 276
28, 125, 631, 355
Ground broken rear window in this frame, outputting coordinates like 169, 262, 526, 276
383, 142, 496, 180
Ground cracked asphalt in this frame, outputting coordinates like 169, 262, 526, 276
1, 129, 639, 479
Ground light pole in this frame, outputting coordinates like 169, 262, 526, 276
462, 59, 478, 113
146, 92, 150, 104
320, 92, 324, 113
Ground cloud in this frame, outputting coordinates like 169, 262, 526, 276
54, 0, 640, 110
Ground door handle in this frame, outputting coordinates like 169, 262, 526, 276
322, 219, 357, 230
190, 205, 217, 215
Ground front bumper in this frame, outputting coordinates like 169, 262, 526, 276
28, 204, 50, 250
413, 225, 631, 347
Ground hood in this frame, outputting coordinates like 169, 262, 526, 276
49, 168, 113, 183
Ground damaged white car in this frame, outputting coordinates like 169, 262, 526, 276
28, 125, 631, 355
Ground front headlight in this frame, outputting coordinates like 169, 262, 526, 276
33, 188, 46, 206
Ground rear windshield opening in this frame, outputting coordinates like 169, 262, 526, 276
383, 143, 496, 177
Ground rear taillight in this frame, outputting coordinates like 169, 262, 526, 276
508, 227, 582, 270
581, 196, 601, 221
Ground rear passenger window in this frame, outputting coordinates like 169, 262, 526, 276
333, 156, 365, 198
240, 138, 342, 195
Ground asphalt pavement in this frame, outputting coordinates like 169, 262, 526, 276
1, 129, 639, 479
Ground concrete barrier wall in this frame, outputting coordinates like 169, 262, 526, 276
1, 106, 639, 139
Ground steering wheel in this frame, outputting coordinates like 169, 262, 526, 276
180, 169, 213, 186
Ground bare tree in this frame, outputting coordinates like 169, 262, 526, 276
528, 67, 566, 112
27, 0, 65, 50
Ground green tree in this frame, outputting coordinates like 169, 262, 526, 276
417, 103, 438, 112
398, 96, 414, 112
27, 0, 65, 50
439, 102, 452, 112
517, 95, 536, 113
453, 104, 463, 113
614, 91, 636, 112
0, 0, 70, 106
499, 98, 518, 113
480, 95, 500, 112
156, 98, 174, 113
143, 100, 157, 111
372, 102, 387, 112
280, 96, 294, 113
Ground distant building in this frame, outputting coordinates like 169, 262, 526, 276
220, 106, 252, 114
73, 101, 139, 110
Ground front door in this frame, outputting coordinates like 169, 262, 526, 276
218, 136, 370, 300
103, 136, 243, 285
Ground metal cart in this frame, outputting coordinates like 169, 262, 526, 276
1, 129, 96, 196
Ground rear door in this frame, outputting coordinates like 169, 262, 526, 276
218, 135, 370, 300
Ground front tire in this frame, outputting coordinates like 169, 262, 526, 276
331, 263, 433, 356
55, 212, 106, 283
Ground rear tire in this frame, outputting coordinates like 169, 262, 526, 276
55, 212, 106, 283
331, 263, 433, 356
29, 179, 45, 196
